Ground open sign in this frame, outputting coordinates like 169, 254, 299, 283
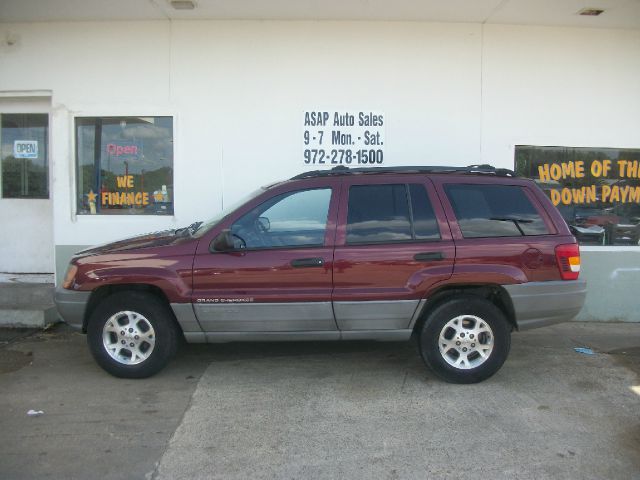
14, 140, 38, 159
106, 143, 139, 157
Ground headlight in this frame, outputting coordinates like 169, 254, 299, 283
62, 264, 78, 289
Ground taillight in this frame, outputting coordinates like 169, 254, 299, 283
555, 243, 581, 280
62, 264, 78, 289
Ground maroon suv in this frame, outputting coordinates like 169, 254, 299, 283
55, 165, 586, 383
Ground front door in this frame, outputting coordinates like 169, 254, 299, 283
332, 176, 455, 330
0, 97, 53, 273
192, 183, 339, 332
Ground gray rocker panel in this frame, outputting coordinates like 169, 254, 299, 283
202, 329, 412, 343
193, 302, 336, 332
334, 299, 421, 330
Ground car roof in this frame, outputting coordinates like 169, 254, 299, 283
290, 165, 516, 180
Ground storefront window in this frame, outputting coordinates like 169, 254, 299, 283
515, 146, 640, 246
1, 113, 49, 198
75, 116, 174, 215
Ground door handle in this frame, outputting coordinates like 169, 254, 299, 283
290, 257, 324, 268
414, 252, 444, 262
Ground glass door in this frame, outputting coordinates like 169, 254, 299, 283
1, 113, 49, 199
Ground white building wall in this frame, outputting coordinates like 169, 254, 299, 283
481, 24, 640, 166
1, 21, 173, 249
169, 21, 483, 220
0, 20, 639, 310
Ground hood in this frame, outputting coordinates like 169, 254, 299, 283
75, 229, 186, 256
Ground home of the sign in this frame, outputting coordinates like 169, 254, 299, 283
538, 159, 640, 206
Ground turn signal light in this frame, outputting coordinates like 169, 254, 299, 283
62, 264, 78, 289
555, 243, 581, 280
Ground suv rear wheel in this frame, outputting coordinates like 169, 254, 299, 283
87, 292, 179, 378
419, 296, 511, 383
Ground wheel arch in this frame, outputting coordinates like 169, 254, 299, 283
412, 284, 517, 337
82, 283, 183, 335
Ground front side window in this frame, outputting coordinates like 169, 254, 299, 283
75, 116, 174, 215
445, 184, 549, 238
346, 183, 440, 244
1, 113, 48, 198
231, 188, 331, 249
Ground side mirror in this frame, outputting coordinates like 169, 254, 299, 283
210, 229, 234, 252
256, 216, 270, 232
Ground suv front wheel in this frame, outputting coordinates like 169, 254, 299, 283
87, 292, 179, 378
419, 296, 511, 384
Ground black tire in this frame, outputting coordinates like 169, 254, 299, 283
87, 291, 179, 378
419, 295, 511, 384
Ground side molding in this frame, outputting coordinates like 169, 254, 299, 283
334, 300, 421, 330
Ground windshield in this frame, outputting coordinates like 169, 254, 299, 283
192, 188, 265, 237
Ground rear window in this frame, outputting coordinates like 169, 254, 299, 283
445, 184, 549, 238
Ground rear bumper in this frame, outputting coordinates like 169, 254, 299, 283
54, 287, 91, 330
504, 280, 587, 331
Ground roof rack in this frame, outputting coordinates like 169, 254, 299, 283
290, 164, 516, 180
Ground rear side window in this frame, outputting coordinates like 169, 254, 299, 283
346, 184, 440, 244
444, 184, 549, 238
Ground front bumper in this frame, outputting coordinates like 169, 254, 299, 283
504, 280, 587, 331
54, 287, 91, 330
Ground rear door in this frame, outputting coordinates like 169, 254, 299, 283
332, 175, 455, 331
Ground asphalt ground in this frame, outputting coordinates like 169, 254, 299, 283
0, 322, 638, 480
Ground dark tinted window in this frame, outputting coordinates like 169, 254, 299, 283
346, 184, 440, 244
445, 184, 549, 238
347, 184, 411, 243
409, 184, 440, 240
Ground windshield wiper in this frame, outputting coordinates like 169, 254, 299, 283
175, 221, 202, 236
490, 217, 533, 236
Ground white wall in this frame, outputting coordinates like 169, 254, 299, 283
0, 199, 53, 272
0, 19, 639, 251
169, 21, 482, 221
481, 24, 640, 166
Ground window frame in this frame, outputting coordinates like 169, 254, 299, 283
71, 110, 176, 221
344, 182, 442, 246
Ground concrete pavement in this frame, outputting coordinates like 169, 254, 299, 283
0, 322, 638, 479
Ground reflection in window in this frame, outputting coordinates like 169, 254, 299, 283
445, 184, 549, 238
347, 184, 412, 243
75, 117, 173, 215
346, 184, 440, 244
231, 188, 331, 248
1, 114, 48, 198
409, 184, 440, 240
516, 146, 640, 245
